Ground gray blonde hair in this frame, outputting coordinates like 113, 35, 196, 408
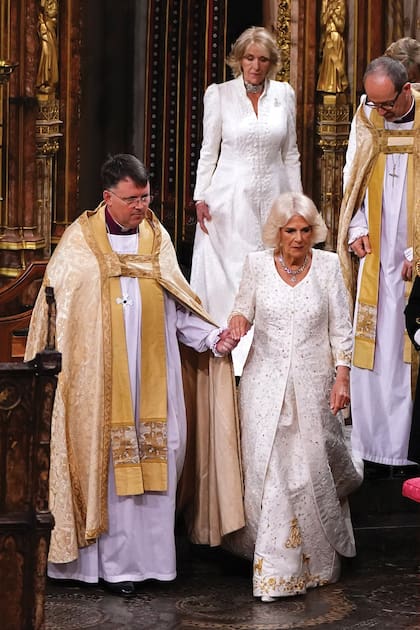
262, 192, 328, 248
226, 26, 281, 79
385, 37, 420, 82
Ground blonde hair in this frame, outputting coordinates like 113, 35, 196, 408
262, 192, 328, 248
385, 37, 420, 82
226, 26, 281, 79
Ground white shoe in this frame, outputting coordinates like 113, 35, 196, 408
261, 595, 276, 602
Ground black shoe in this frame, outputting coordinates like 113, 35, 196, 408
102, 580, 136, 597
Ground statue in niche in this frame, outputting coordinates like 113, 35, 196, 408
36, 0, 59, 94
317, 0, 349, 93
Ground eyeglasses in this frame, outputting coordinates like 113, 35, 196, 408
108, 190, 154, 207
365, 86, 403, 110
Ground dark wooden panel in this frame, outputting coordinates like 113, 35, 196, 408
0, 350, 60, 630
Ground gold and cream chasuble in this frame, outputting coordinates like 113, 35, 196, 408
25, 204, 244, 573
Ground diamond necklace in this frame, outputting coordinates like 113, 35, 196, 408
277, 253, 309, 283
244, 80, 264, 94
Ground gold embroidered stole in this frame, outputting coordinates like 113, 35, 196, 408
353, 107, 418, 369
89, 208, 167, 495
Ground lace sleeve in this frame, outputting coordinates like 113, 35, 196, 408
228, 254, 256, 324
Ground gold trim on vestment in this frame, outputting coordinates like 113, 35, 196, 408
339, 97, 420, 371
353, 142, 384, 369
87, 206, 168, 495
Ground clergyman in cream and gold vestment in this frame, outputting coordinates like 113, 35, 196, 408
337, 74, 420, 467
25, 200, 244, 585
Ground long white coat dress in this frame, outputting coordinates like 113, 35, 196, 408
190, 76, 302, 374
226, 248, 363, 599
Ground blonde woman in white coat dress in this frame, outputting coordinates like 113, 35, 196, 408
227, 192, 363, 602
190, 26, 302, 376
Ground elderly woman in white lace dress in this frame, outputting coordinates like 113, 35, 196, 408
227, 192, 363, 602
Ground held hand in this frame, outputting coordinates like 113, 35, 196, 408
215, 328, 239, 355
196, 201, 212, 234
401, 259, 413, 282
228, 314, 251, 340
329, 366, 350, 416
350, 235, 371, 258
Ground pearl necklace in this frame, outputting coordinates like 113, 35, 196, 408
244, 80, 264, 94
277, 254, 309, 283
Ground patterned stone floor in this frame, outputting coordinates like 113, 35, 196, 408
45, 525, 420, 630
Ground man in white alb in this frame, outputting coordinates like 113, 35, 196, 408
338, 56, 420, 473
25, 154, 244, 597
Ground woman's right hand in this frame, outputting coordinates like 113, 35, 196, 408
195, 201, 212, 234
228, 314, 251, 340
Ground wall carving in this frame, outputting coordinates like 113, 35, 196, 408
275, 1, 291, 83
0, 0, 409, 279
0, 0, 81, 281
35, 0, 62, 259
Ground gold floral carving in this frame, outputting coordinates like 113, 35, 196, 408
316, 95, 351, 250
275, 1, 291, 83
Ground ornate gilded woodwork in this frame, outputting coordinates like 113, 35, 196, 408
315, 0, 350, 250
0, 0, 409, 280
317, 0, 349, 93
275, 1, 291, 83
0, 0, 81, 281
36, 93, 61, 258
316, 94, 350, 251
0, 0, 41, 279
35, 0, 62, 258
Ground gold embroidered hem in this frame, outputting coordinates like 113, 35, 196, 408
253, 552, 333, 598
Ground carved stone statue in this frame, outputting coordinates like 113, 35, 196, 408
317, 0, 349, 93
36, 0, 59, 94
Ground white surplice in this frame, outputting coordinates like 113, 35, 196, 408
345, 107, 413, 466
48, 232, 220, 583
224, 249, 362, 598
190, 76, 302, 375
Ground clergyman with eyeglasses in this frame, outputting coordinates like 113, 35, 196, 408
337, 56, 420, 478
24, 153, 244, 597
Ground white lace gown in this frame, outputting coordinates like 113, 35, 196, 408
226, 249, 362, 598
190, 76, 302, 374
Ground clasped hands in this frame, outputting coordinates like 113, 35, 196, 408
215, 328, 239, 355
350, 234, 412, 281
215, 314, 251, 355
